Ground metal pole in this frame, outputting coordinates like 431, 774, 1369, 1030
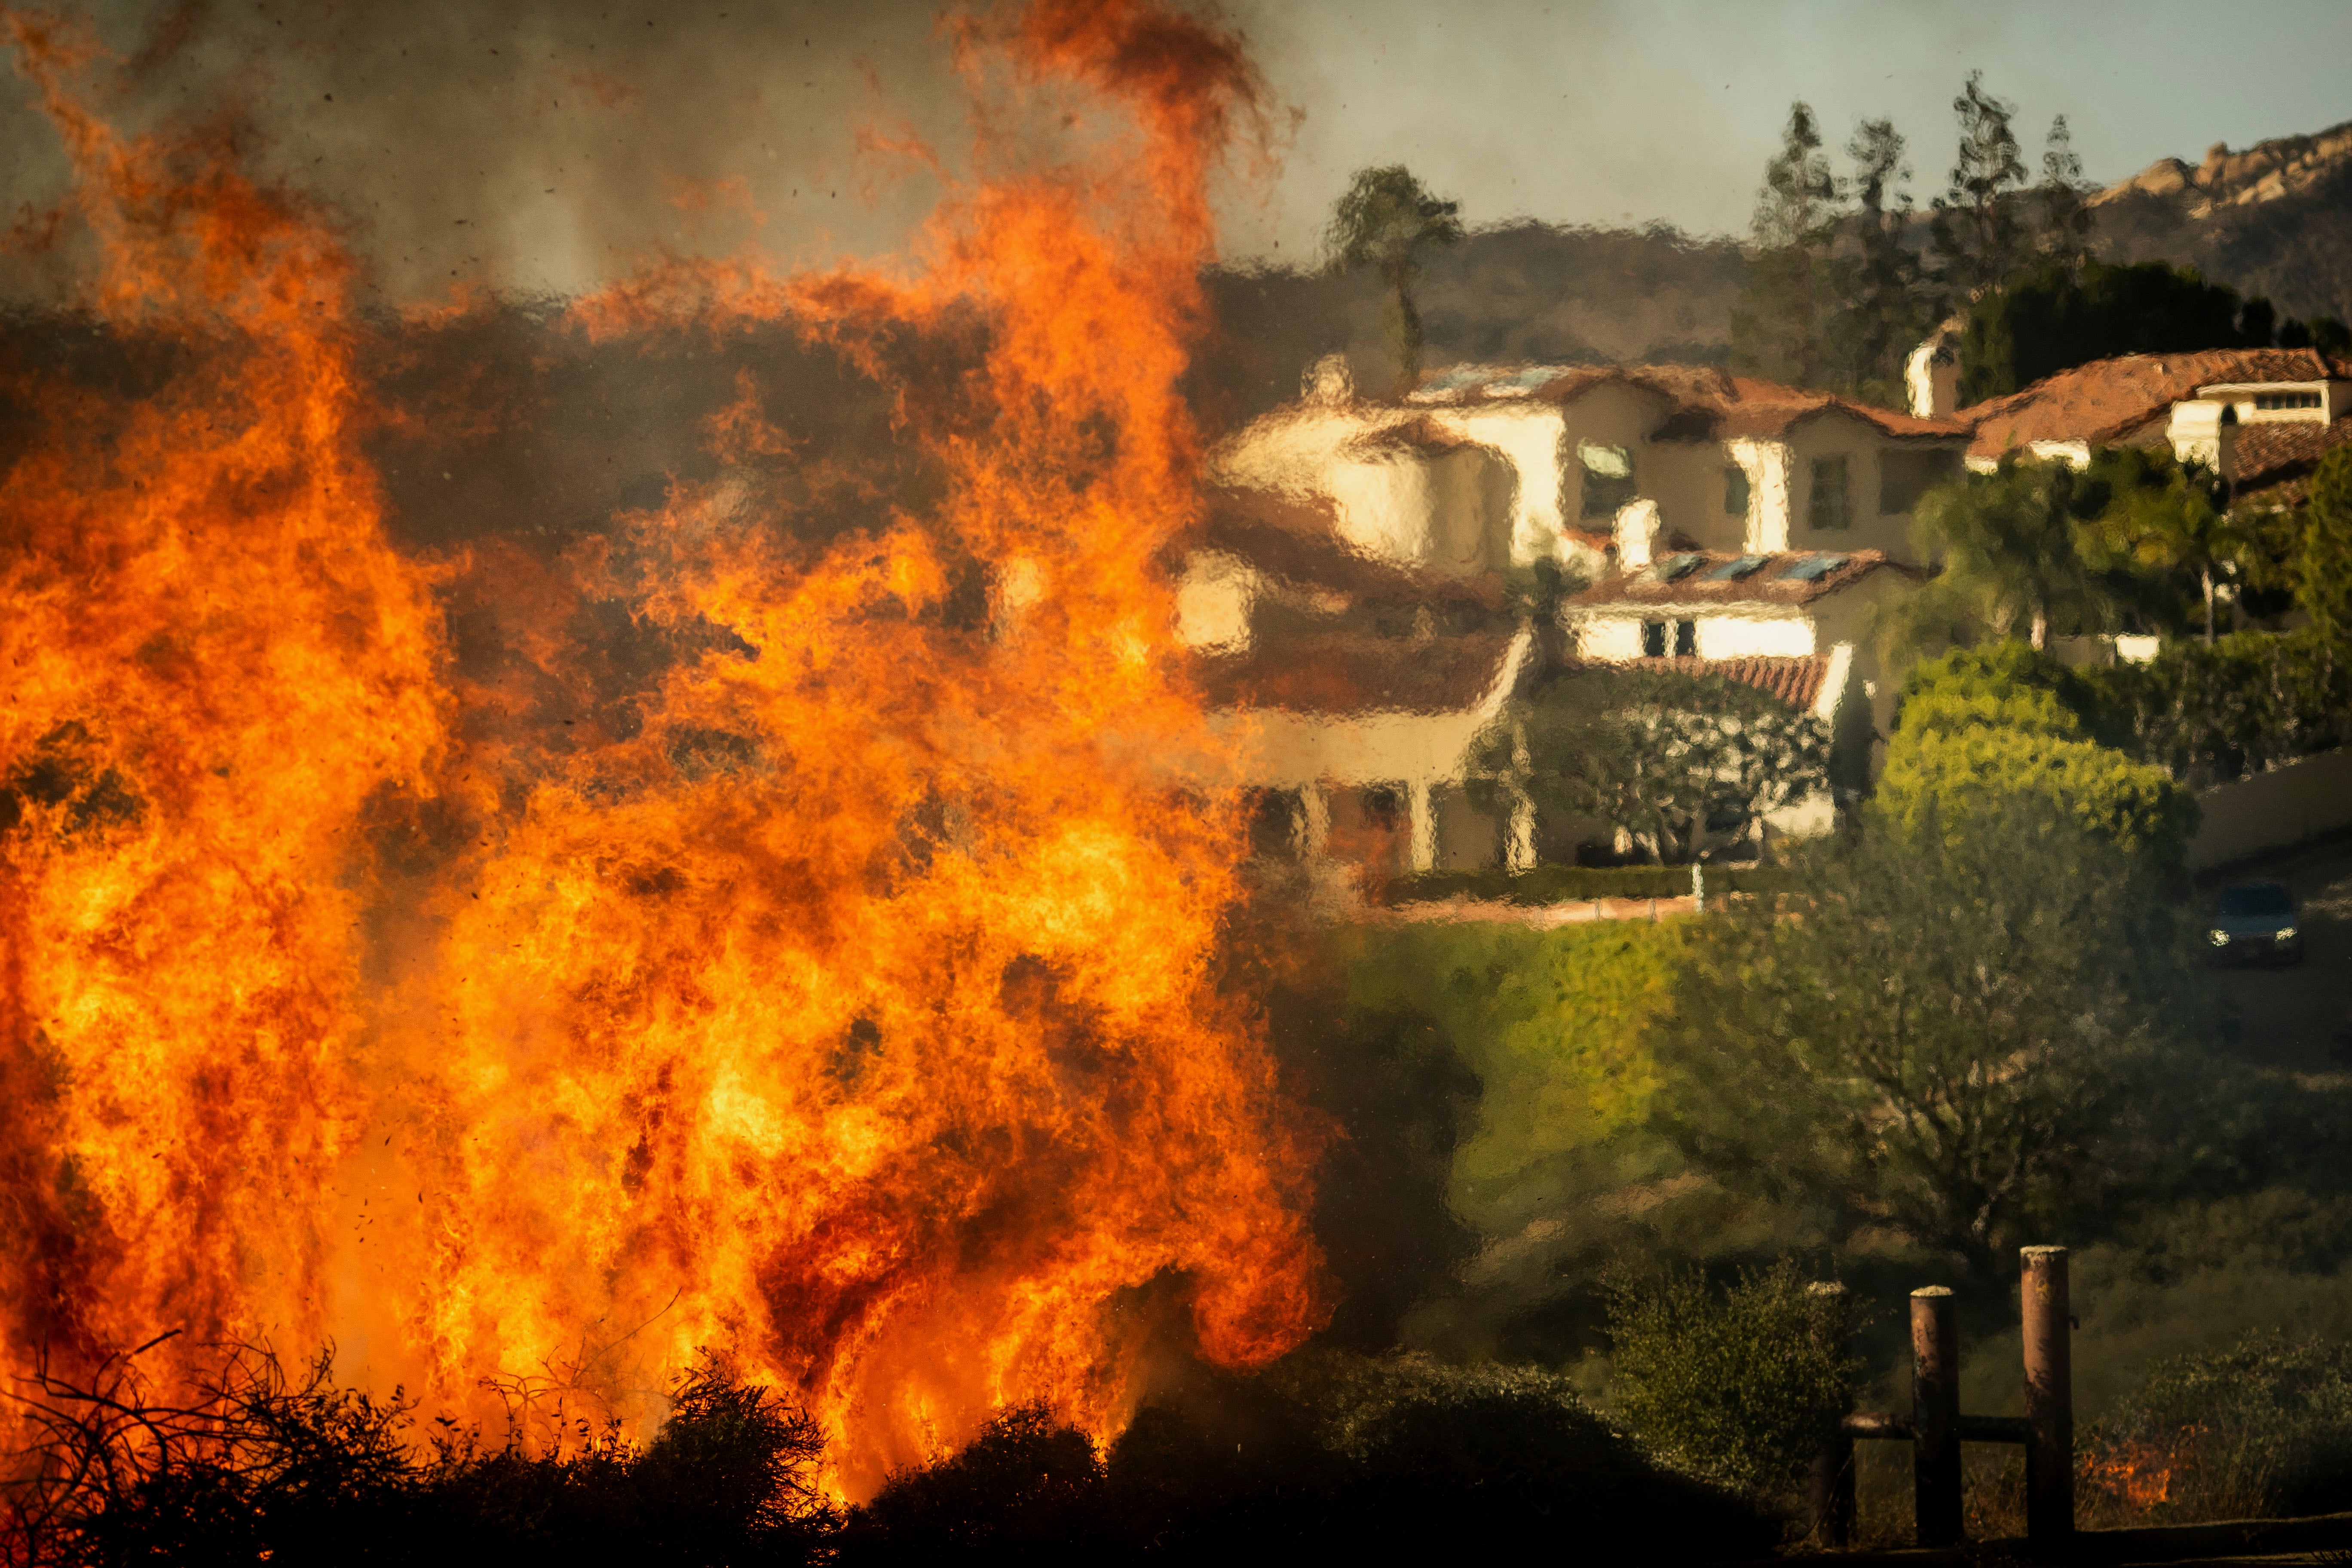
2021, 1246, 2074, 1553
1807, 1282, 1854, 1547
1911, 1286, 1962, 1547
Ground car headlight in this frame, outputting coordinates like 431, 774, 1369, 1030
2277, 926, 2300, 940
2209, 928, 2232, 946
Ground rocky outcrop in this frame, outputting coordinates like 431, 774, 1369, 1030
2093, 122, 2352, 216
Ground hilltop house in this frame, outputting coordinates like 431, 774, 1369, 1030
1911, 343, 2352, 508
1180, 361, 1972, 874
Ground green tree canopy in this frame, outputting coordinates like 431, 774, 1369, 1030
1648, 797, 2203, 1276
1957, 258, 2274, 404
2079, 447, 2242, 643
1323, 165, 1464, 395
1471, 669, 1830, 866
1898, 456, 2115, 652
2301, 444, 2352, 642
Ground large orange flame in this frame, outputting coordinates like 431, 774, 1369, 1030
0, 0, 1327, 1496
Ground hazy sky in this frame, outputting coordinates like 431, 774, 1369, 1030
2, 0, 2346, 303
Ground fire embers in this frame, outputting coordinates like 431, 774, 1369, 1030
0, 0, 1326, 1501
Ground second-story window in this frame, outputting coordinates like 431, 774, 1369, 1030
1580, 441, 1636, 518
1723, 464, 1750, 516
1808, 455, 1850, 531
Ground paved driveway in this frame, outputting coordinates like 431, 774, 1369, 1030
2199, 830, 2352, 1072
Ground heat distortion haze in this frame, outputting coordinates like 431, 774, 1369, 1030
0, 0, 1330, 1499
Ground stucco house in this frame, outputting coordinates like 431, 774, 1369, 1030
1216, 357, 1973, 579
1914, 343, 2352, 507
1172, 486, 1534, 875
1179, 361, 1972, 876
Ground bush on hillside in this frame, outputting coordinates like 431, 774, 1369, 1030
1648, 800, 2208, 1274
2, 1345, 834, 1567
2087, 1332, 2352, 1522
1604, 1261, 1863, 1502
839, 1353, 1775, 1564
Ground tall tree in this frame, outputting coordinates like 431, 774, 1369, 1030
2036, 114, 2094, 267
1323, 165, 1464, 395
1825, 117, 1927, 404
1899, 456, 2113, 652
2301, 445, 2352, 643
2079, 447, 2241, 644
1928, 72, 2029, 299
1731, 103, 1843, 386
1649, 796, 2200, 1277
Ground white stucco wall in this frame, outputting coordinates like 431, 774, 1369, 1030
1174, 551, 1256, 651
1694, 612, 1816, 659
1727, 437, 1793, 553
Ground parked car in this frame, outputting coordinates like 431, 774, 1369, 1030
2207, 881, 2303, 966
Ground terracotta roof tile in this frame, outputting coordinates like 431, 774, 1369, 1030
1962, 349, 2352, 459
1194, 630, 1521, 716
2233, 418, 2352, 506
1565, 548, 1919, 609
1186, 485, 1506, 610
1597, 653, 1832, 712
1401, 361, 1969, 441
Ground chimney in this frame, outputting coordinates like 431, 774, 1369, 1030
1614, 498, 1661, 571
1905, 336, 1960, 420
1302, 352, 1354, 405
2167, 398, 2239, 483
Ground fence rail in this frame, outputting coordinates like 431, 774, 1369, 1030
1812, 1246, 2073, 1556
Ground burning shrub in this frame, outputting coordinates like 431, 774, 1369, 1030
2086, 1331, 2352, 1522
0, 1344, 833, 1566
1603, 1261, 1863, 1503
841, 1353, 1772, 1564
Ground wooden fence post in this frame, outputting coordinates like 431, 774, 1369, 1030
2022, 1246, 2074, 1555
1807, 1282, 1855, 1547
1912, 1286, 1962, 1547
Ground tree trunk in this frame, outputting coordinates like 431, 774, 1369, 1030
2203, 567, 2216, 646
2029, 606, 2048, 652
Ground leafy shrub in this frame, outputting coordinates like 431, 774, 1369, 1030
1874, 723, 2200, 868
1603, 1261, 1862, 1500
2080, 628, 2352, 786
2087, 1332, 2352, 1521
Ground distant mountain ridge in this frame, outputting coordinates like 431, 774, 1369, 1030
1195, 116, 2352, 429
2094, 122, 2352, 217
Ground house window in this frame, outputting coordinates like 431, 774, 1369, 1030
1580, 441, 1637, 518
2254, 391, 2322, 411
1808, 455, 1850, 530
1723, 464, 1750, 516
1674, 619, 1697, 657
1641, 619, 1667, 657
1878, 447, 1963, 515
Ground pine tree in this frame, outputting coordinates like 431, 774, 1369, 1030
1928, 72, 2029, 299
1825, 118, 1927, 404
2037, 114, 2093, 267
1731, 103, 1844, 386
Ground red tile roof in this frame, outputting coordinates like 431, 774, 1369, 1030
1194, 630, 1522, 717
1186, 485, 1506, 611
1403, 363, 1970, 442
1961, 348, 2352, 460
2233, 418, 2352, 506
1596, 654, 1832, 712
1565, 548, 1920, 609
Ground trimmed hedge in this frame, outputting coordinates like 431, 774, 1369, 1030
1383, 864, 1806, 906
